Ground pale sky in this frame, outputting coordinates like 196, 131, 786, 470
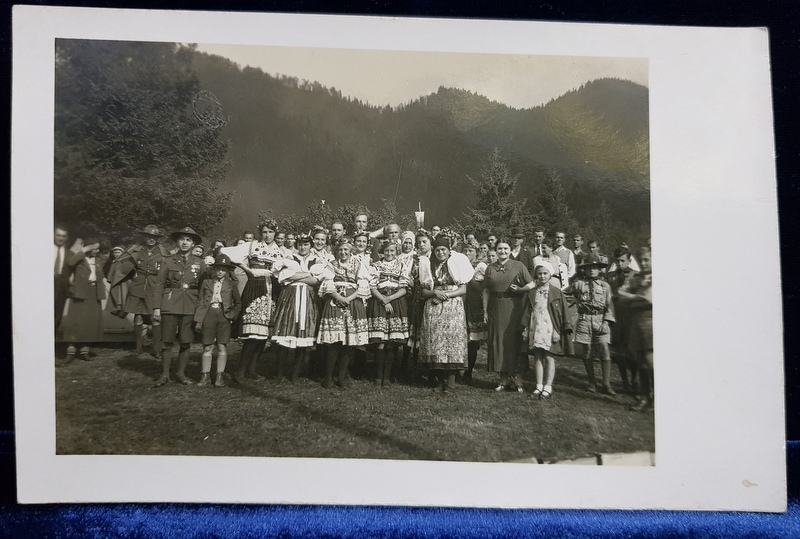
196, 43, 648, 110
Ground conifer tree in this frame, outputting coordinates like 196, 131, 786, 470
534, 168, 579, 238
462, 147, 527, 238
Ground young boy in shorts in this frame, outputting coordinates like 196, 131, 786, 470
194, 254, 241, 387
571, 254, 616, 395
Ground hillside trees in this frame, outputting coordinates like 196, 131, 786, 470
54, 40, 232, 239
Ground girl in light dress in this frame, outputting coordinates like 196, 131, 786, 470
367, 242, 411, 387
316, 238, 371, 388
521, 260, 573, 399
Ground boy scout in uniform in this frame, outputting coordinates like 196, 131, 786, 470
571, 254, 616, 395
113, 225, 170, 358
152, 227, 207, 387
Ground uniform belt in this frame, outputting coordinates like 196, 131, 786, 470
167, 284, 198, 290
88, 281, 97, 287
210, 302, 222, 308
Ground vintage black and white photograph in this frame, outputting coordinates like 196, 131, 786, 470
51, 39, 654, 465
14, 8, 784, 509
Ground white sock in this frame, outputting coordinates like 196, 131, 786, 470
536, 383, 544, 391
544, 384, 552, 393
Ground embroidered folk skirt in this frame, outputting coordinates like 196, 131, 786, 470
367, 288, 410, 343
271, 282, 318, 349
464, 285, 487, 342
418, 286, 467, 370
316, 287, 369, 347
238, 276, 274, 340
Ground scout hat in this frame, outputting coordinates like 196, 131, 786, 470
578, 253, 608, 269
170, 226, 203, 245
212, 253, 236, 268
137, 224, 163, 237
509, 227, 526, 238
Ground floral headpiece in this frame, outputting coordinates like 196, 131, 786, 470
259, 219, 279, 233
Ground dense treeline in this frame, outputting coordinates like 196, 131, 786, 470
190, 51, 649, 243
53, 41, 650, 250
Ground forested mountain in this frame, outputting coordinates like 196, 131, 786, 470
190, 51, 649, 238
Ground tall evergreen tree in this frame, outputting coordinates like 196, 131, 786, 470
588, 199, 619, 253
54, 40, 232, 238
462, 147, 527, 238
534, 168, 579, 237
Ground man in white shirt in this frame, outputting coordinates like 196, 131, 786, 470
54, 224, 70, 334
552, 231, 576, 284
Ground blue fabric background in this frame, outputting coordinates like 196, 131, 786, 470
0, 435, 797, 537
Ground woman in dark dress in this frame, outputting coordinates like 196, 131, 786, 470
483, 241, 535, 392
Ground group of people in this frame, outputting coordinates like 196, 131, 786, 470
53, 213, 653, 410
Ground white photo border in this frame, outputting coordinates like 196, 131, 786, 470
12, 6, 785, 510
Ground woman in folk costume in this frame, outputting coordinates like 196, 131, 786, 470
521, 260, 574, 399
316, 237, 371, 388
461, 242, 488, 385
233, 219, 283, 384
398, 231, 416, 270
310, 225, 335, 263
367, 241, 411, 387
59, 238, 105, 365
417, 235, 474, 393
271, 233, 326, 382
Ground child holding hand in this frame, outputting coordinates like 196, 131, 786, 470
521, 261, 573, 399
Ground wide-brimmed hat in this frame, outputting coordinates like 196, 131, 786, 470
212, 253, 236, 268
509, 227, 526, 238
578, 253, 608, 269
170, 226, 203, 244
137, 224, 162, 237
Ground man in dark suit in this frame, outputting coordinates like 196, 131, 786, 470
53, 224, 71, 335
509, 227, 535, 274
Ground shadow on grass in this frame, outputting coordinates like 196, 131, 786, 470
231, 380, 444, 461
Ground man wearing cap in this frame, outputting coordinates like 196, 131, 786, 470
112, 225, 170, 358
571, 253, 616, 395
509, 227, 535, 275
152, 226, 207, 386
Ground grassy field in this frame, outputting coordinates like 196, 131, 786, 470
55, 343, 654, 463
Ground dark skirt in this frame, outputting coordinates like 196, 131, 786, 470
317, 295, 369, 346
272, 283, 318, 349
465, 285, 487, 341
367, 291, 410, 343
63, 298, 103, 343
486, 295, 524, 373
238, 276, 274, 339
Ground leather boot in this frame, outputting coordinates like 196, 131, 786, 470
583, 358, 597, 392
197, 372, 212, 387
600, 360, 616, 395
